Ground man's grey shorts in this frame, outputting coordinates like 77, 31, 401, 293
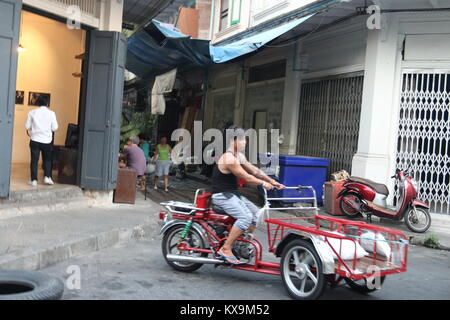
155, 160, 171, 176
211, 192, 261, 231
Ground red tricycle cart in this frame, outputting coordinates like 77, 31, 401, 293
159, 186, 408, 300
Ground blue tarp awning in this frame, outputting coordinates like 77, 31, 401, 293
126, 14, 314, 78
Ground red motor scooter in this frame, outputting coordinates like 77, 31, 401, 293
337, 170, 431, 233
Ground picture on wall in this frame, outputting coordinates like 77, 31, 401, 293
15, 91, 24, 104
28, 92, 51, 106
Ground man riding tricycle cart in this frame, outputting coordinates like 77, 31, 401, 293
159, 186, 408, 300
158, 126, 408, 300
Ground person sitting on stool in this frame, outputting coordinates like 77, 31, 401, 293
119, 136, 147, 190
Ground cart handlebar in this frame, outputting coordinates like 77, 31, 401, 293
262, 186, 318, 209
258, 186, 319, 225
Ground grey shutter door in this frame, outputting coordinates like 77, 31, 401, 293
80, 31, 126, 190
0, 0, 21, 198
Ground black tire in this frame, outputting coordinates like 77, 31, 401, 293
162, 224, 208, 272
404, 207, 431, 233
339, 192, 363, 218
344, 276, 386, 294
0, 270, 64, 300
280, 239, 325, 300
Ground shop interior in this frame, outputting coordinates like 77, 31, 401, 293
10, 10, 85, 191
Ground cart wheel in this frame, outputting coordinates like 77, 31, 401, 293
344, 276, 386, 294
280, 239, 324, 300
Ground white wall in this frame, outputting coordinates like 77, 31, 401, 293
99, 0, 124, 32
301, 15, 367, 77
250, 0, 318, 26
211, 0, 320, 44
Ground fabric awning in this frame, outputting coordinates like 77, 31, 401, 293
126, 14, 314, 78
209, 15, 314, 63
126, 0, 354, 78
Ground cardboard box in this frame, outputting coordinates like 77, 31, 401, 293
324, 181, 346, 216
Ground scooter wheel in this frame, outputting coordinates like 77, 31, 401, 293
162, 225, 208, 272
339, 192, 363, 218
404, 207, 431, 233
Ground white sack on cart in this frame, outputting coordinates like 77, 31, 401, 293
359, 231, 391, 259
315, 238, 336, 267
324, 232, 369, 261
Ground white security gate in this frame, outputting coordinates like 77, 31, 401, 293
396, 70, 450, 214
297, 74, 364, 175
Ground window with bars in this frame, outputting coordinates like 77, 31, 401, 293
219, 0, 229, 31
297, 74, 364, 176
395, 71, 450, 214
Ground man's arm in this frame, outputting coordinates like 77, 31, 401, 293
51, 112, 58, 131
223, 153, 272, 189
239, 154, 284, 188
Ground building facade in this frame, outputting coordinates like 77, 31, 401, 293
0, 0, 127, 198
204, 0, 450, 214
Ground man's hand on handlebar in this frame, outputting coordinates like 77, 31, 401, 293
261, 181, 274, 190
261, 180, 286, 190
272, 181, 286, 190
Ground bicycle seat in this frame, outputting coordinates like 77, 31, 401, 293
349, 176, 389, 196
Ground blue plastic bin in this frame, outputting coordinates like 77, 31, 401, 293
260, 154, 329, 204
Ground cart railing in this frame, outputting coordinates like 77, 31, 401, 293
266, 215, 408, 280
261, 186, 408, 280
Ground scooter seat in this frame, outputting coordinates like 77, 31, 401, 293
349, 176, 389, 196
211, 204, 228, 215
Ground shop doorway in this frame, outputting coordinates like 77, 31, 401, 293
1, 0, 126, 198
297, 73, 364, 175
10, 10, 85, 191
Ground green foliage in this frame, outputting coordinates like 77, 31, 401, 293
423, 234, 440, 249
120, 104, 158, 150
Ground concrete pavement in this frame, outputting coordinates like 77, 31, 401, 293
0, 192, 163, 270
